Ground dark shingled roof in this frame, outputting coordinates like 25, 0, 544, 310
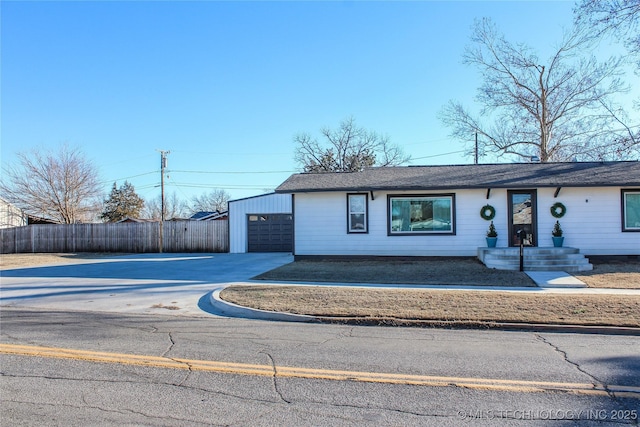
275, 161, 640, 193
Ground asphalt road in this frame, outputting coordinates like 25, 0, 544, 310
1, 253, 639, 425
1, 309, 639, 426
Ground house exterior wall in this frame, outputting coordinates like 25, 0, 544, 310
539, 187, 639, 255
293, 187, 639, 257
229, 193, 293, 253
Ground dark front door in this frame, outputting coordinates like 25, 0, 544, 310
508, 190, 537, 247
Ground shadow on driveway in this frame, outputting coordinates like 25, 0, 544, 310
0, 253, 292, 311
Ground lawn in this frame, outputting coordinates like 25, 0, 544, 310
220, 257, 640, 328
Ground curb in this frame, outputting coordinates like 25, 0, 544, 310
209, 286, 640, 335
316, 318, 640, 335
209, 288, 318, 323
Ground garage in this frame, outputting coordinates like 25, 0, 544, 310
247, 214, 293, 252
228, 193, 293, 253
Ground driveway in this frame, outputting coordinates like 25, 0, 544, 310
0, 253, 293, 316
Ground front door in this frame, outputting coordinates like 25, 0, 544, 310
508, 190, 537, 247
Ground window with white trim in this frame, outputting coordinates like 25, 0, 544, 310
622, 190, 640, 232
388, 194, 455, 235
347, 193, 368, 233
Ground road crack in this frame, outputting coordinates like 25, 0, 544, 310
535, 334, 617, 400
260, 351, 291, 404
160, 331, 193, 387
535, 334, 640, 423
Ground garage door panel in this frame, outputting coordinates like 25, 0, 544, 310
247, 214, 293, 252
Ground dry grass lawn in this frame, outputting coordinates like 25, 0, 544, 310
254, 258, 537, 287
575, 259, 640, 289
254, 258, 640, 289
240, 257, 640, 327
221, 286, 640, 328
0, 253, 124, 270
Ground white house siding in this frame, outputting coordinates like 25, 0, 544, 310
539, 187, 639, 255
229, 193, 292, 253
293, 187, 639, 257
294, 190, 494, 257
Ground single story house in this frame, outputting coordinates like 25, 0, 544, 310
275, 161, 640, 259
228, 193, 293, 253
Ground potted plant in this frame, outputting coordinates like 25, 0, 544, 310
486, 221, 498, 247
552, 220, 564, 247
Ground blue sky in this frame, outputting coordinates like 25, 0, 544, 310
1, 1, 605, 203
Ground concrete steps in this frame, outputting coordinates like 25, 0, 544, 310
477, 247, 593, 272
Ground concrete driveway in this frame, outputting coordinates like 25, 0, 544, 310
0, 253, 293, 317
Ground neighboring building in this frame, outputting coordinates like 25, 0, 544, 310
191, 210, 229, 221
275, 161, 640, 258
27, 215, 59, 225
116, 218, 158, 223
228, 193, 293, 253
0, 198, 27, 228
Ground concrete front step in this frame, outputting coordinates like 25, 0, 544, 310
484, 253, 586, 263
478, 247, 593, 272
478, 247, 579, 261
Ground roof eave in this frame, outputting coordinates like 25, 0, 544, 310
276, 183, 639, 194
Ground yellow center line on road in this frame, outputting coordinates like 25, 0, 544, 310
1, 343, 638, 398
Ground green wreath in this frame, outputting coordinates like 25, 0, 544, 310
550, 202, 566, 218
480, 204, 496, 221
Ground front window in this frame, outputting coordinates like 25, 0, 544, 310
388, 194, 455, 235
622, 190, 640, 232
347, 193, 368, 233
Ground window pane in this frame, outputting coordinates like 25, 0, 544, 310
390, 196, 453, 233
349, 195, 365, 213
348, 194, 367, 233
625, 192, 640, 230
350, 214, 366, 230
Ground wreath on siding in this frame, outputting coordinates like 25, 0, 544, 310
550, 202, 567, 218
480, 204, 496, 221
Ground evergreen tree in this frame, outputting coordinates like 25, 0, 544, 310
100, 181, 145, 222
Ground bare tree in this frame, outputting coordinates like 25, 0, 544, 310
294, 116, 410, 173
574, 0, 640, 153
440, 18, 637, 162
575, 0, 640, 69
142, 192, 189, 220
190, 189, 230, 214
0, 144, 102, 223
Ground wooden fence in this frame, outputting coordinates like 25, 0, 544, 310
0, 221, 229, 254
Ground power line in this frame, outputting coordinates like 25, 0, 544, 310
171, 149, 290, 157
167, 182, 278, 190
169, 169, 295, 175
409, 150, 467, 161
99, 171, 157, 185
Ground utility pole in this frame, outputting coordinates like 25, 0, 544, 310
158, 150, 170, 253
474, 131, 479, 165
159, 150, 170, 222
